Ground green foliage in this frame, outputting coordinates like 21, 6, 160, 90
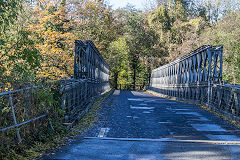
0, 0, 42, 88
0, 0, 22, 32
34, 88, 55, 107
109, 37, 130, 87
149, 6, 172, 31
198, 11, 240, 84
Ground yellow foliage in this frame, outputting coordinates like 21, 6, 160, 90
189, 17, 203, 27
29, 0, 77, 80
181, 17, 203, 31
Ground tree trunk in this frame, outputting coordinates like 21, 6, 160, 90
114, 72, 118, 89
133, 67, 136, 90
148, 66, 151, 84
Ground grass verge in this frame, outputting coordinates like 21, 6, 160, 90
1, 89, 114, 160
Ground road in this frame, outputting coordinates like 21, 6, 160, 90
43, 90, 240, 160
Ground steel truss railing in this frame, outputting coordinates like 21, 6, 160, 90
0, 40, 110, 144
149, 45, 240, 121
65, 40, 111, 122
74, 40, 109, 82
151, 45, 223, 85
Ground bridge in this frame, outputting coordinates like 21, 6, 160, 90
1, 41, 240, 159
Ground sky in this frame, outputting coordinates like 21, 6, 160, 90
108, 0, 147, 10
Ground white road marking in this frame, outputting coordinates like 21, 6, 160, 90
128, 98, 144, 101
130, 105, 155, 110
139, 103, 147, 106
191, 124, 226, 132
113, 90, 120, 95
143, 111, 151, 114
176, 112, 202, 117
84, 137, 240, 144
86, 137, 172, 142
206, 135, 240, 141
98, 128, 110, 138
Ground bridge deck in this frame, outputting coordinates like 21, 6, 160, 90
43, 90, 240, 160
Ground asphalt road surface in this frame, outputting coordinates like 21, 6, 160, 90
43, 90, 240, 160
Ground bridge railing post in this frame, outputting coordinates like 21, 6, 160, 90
9, 93, 22, 143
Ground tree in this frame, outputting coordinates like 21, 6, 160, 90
113, 6, 163, 87
0, 0, 41, 88
197, 0, 240, 22
108, 37, 130, 88
69, 0, 117, 58
30, 0, 76, 79
199, 11, 240, 84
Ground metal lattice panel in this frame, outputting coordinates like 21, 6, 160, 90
150, 45, 223, 88
74, 40, 109, 82
149, 45, 240, 122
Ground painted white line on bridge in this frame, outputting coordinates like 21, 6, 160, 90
139, 103, 147, 106
128, 98, 144, 101
85, 137, 172, 142
83, 137, 240, 145
130, 105, 155, 110
143, 111, 151, 114
98, 128, 110, 138
191, 124, 226, 132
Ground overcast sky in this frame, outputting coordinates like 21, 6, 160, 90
108, 0, 147, 10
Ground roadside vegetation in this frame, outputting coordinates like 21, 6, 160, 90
1, 0, 240, 89
0, 0, 240, 159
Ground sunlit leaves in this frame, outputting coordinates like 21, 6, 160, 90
30, 0, 76, 79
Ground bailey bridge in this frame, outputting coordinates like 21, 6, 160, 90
1, 41, 240, 160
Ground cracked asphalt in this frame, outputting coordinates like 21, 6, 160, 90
42, 90, 240, 160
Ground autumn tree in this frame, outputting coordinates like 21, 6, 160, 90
30, 0, 77, 79
0, 0, 41, 89
69, 0, 117, 58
